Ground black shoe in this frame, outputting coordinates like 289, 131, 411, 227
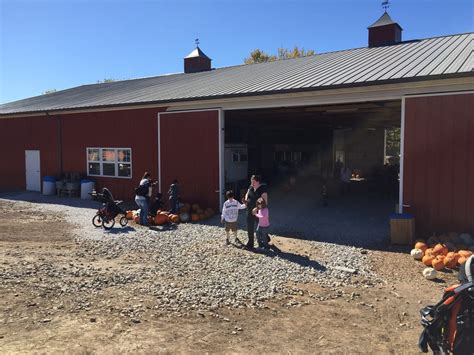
244, 244, 255, 251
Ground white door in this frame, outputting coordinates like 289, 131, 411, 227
25, 150, 41, 191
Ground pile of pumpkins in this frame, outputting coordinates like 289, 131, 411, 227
124, 202, 215, 225
125, 210, 180, 225
179, 203, 215, 223
411, 233, 473, 280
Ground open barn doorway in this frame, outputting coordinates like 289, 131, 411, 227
224, 100, 401, 247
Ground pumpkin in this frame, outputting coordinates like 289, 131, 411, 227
423, 267, 437, 280
433, 243, 448, 256
458, 250, 473, 258
458, 256, 468, 265
154, 213, 168, 225
443, 256, 457, 269
414, 242, 428, 252
191, 213, 199, 222
191, 203, 200, 212
125, 211, 134, 220
179, 212, 190, 223
422, 255, 436, 266
432, 257, 444, 271
133, 215, 140, 223
169, 214, 180, 223
159, 211, 170, 216
411, 248, 424, 260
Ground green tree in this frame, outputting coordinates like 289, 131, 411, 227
96, 78, 116, 83
244, 46, 316, 64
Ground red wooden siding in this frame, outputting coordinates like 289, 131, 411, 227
0, 107, 167, 199
159, 110, 220, 210
0, 116, 60, 191
403, 93, 474, 236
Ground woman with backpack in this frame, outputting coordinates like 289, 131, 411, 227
135, 172, 157, 226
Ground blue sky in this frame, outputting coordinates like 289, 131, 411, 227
0, 0, 472, 104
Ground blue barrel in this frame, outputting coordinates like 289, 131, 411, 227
42, 176, 56, 195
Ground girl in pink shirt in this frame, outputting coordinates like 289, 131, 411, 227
253, 197, 270, 250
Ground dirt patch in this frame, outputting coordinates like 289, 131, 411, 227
0, 199, 459, 353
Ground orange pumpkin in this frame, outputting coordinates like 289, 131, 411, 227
160, 211, 170, 216
432, 257, 445, 271
191, 213, 199, 222
169, 214, 180, 223
422, 255, 436, 266
133, 215, 140, 223
458, 250, 473, 258
443, 256, 457, 269
433, 243, 449, 256
458, 256, 468, 265
425, 248, 438, 257
414, 242, 428, 252
154, 214, 168, 225
125, 211, 134, 220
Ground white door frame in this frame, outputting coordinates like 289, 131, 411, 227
157, 108, 224, 209
25, 150, 41, 192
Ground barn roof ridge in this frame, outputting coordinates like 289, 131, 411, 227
1, 32, 472, 115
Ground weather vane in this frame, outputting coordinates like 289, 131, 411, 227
195, 38, 200, 47
382, 0, 390, 12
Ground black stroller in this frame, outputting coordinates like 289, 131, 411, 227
90, 187, 128, 229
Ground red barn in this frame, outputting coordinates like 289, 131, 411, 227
1, 12, 473, 237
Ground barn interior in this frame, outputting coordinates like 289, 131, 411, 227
224, 100, 401, 246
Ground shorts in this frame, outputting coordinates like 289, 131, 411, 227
225, 221, 237, 232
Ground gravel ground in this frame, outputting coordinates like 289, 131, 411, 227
1, 192, 384, 313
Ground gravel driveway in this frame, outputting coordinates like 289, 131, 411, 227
1, 191, 384, 312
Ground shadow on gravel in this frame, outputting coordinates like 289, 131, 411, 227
260, 244, 327, 272
148, 224, 178, 232
104, 226, 137, 234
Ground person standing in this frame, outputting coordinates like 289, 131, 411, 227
221, 190, 247, 245
253, 197, 270, 250
168, 179, 180, 214
135, 172, 156, 226
243, 175, 268, 250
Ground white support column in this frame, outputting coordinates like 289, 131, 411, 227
218, 109, 225, 211
398, 97, 406, 214
157, 112, 162, 193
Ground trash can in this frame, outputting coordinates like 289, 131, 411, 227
390, 213, 415, 245
80, 179, 95, 199
42, 176, 56, 195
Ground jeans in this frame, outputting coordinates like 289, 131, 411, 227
246, 214, 258, 247
135, 196, 149, 225
256, 226, 270, 248
169, 198, 178, 214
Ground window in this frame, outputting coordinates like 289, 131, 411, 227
87, 148, 132, 178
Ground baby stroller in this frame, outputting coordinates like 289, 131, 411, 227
90, 187, 128, 229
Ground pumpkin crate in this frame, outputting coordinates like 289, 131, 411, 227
390, 213, 415, 245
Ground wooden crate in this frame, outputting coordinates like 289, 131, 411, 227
390, 214, 415, 245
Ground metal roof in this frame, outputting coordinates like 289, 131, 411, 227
368, 12, 402, 29
184, 46, 211, 59
1, 33, 473, 115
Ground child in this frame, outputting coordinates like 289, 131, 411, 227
253, 197, 270, 250
168, 179, 179, 214
221, 190, 246, 245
